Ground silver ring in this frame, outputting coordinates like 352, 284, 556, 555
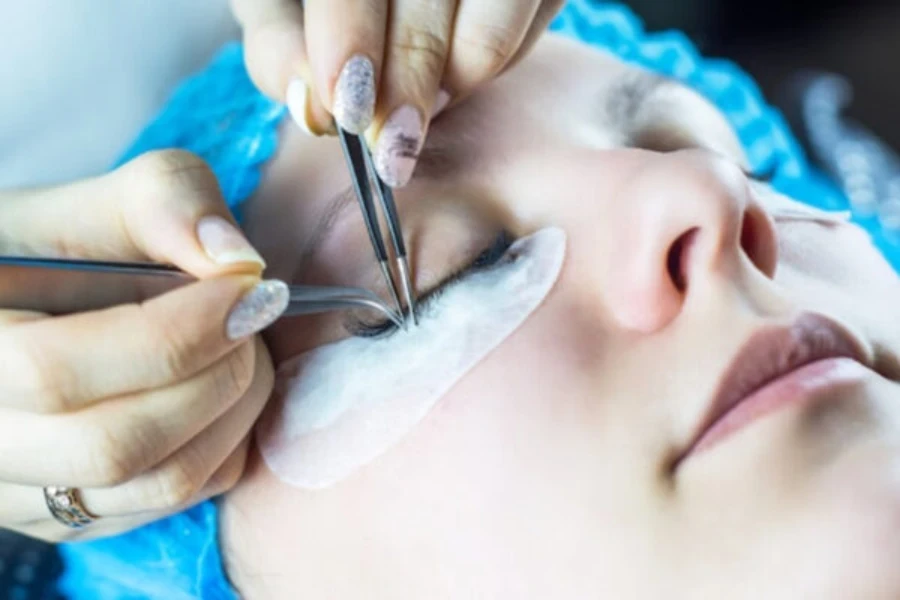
43, 486, 98, 529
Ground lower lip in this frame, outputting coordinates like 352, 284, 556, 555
689, 357, 870, 458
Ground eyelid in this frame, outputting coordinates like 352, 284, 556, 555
346, 230, 514, 338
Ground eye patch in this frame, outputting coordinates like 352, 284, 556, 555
256, 228, 568, 489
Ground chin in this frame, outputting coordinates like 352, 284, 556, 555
734, 483, 900, 598
797, 443, 900, 598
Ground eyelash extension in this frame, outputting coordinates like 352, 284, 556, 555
346, 230, 515, 338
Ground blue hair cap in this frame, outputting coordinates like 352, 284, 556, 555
57, 2, 899, 598
57, 501, 237, 599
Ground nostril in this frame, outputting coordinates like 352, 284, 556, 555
667, 228, 699, 292
740, 213, 757, 266
739, 206, 778, 277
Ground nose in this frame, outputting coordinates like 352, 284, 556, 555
599, 150, 778, 333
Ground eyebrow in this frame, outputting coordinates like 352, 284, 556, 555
604, 70, 676, 126
295, 130, 469, 276
296, 186, 354, 273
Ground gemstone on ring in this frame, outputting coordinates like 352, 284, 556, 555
43, 486, 98, 529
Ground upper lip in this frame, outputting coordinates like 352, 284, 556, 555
677, 313, 872, 464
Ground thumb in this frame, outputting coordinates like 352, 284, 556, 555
0, 150, 265, 279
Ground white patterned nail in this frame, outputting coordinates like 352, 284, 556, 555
286, 77, 314, 135
333, 55, 376, 134
226, 280, 290, 341
374, 105, 423, 188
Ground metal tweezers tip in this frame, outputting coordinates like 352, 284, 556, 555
378, 260, 406, 327
396, 256, 418, 326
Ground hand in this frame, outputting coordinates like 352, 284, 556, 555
0, 150, 289, 542
232, 0, 565, 187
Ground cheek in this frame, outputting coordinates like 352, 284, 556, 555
763, 442, 900, 594
777, 219, 900, 286
777, 222, 900, 347
348, 329, 659, 591
256, 228, 568, 490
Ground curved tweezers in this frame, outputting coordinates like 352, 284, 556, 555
282, 285, 404, 326
0, 256, 404, 327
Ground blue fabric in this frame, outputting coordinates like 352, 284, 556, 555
58, 501, 236, 600
56, 2, 900, 599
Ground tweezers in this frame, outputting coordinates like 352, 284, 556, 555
0, 256, 404, 327
337, 127, 418, 325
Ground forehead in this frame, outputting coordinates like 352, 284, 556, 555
424, 36, 670, 171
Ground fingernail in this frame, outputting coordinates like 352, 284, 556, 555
333, 54, 375, 134
197, 215, 266, 268
374, 105, 423, 188
226, 280, 290, 341
431, 89, 451, 119
286, 77, 314, 136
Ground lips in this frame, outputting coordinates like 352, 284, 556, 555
677, 313, 872, 465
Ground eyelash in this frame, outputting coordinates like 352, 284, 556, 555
745, 163, 777, 184
347, 230, 515, 338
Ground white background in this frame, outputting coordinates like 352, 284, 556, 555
0, 0, 239, 188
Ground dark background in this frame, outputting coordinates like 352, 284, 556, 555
627, 0, 900, 153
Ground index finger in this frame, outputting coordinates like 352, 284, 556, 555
0, 151, 266, 280
0, 276, 288, 414
442, 0, 541, 100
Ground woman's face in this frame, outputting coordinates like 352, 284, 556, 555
225, 34, 900, 598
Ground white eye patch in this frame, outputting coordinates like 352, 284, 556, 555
256, 227, 568, 489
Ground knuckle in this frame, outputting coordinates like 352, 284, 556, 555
131, 150, 219, 201
392, 26, 448, 79
141, 303, 199, 382
218, 459, 245, 492
208, 449, 247, 495
79, 422, 140, 486
213, 343, 257, 403
454, 24, 518, 77
13, 337, 71, 414
153, 453, 206, 509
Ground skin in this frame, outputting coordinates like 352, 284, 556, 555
222, 33, 900, 598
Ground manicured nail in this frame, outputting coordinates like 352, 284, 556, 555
286, 77, 314, 135
333, 54, 375, 134
431, 89, 451, 119
226, 280, 290, 341
374, 105, 423, 188
197, 215, 266, 268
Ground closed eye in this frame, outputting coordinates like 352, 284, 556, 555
347, 230, 514, 338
